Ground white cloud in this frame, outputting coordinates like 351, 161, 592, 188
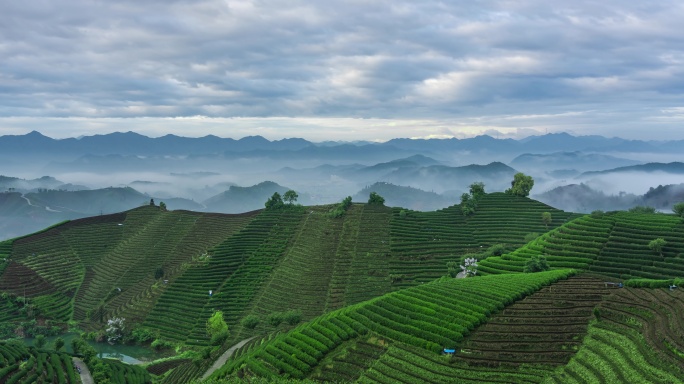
0, 0, 683, 140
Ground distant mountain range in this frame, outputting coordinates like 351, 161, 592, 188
579, 162, 684, 177
2, 131, 683, 159
536, 183, 684, 213
511, 152, 640, 173
353, 182, 453, 211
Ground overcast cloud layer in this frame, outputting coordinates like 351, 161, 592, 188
1, 0, 683, 141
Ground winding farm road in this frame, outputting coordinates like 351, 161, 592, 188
201, 336, 257, 380
20, 194, 62, 212
72, 357, 94, 384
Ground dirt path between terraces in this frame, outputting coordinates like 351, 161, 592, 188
201, 336, 257, 380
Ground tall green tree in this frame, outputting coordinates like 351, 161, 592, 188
265, 192, 284, 210
542, 212, 552, 228
505, 173, 534, 197
368, 192, 385, 205
469, 182, 486, 200
207, 310, 228, 337
460, 193, 476, 216
283, 190, 298, 205
649, 238, 667, 257
673, 202, 684, 220
35, 334, 46, 349
54, 337, 65, 351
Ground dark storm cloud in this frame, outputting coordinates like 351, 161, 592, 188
1, 0, 683, 139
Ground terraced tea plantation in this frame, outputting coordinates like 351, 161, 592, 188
479, 211, 684, 279
1, 193, 683, 383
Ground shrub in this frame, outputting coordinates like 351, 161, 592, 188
54, 337, 64, 351
131, 327, 154, 344
34, 334, 46, 348
210, 330, 229, 346
151, 338, 174, 350
524, 255, 550, 273
629, 206, 656, 214
282, 310, 302, 326
485, 244, 508, 257
268, 312, 284, 327
241, 315, 260, 330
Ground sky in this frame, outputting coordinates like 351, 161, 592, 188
1, 0, 684, 142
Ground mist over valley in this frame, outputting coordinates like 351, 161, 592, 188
1, 131, 683, 240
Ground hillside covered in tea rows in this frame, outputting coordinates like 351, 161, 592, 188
0, 192, 683, 383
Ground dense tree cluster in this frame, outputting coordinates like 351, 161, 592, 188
506, 173, 534, 197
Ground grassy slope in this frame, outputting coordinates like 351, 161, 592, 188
0, 206, 257, 328
3, 193, 684, 383
479, 211, 684, 279
213, 269, 576, 381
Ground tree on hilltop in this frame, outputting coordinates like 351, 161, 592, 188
506, 173, 534, 197
283, 190, 298, 205
673, 202, 684, 220
265, 192, 284, 210
469, 182, 486, 200
368, 192, 385, 205
460, 182, 485, 216
159, 201, 167, 211
542, 212, 552, 228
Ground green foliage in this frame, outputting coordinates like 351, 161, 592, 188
485, 244, 508, 257
53, 337, 64, 351
210, 330, 229, 346
328, 196, 353, 217
460, 193, 476, 216
268, 312, 284, 327
283, 190, 299, 205
151, 338, 175, 350
648, 238, 667, 256
131, 327, 155, 343
446, 261, 459, 278
240, 315, 260, 329
159, 201, 167, 211
368, 192, 385, 205
399, 209, 408, 218
460, 182, 485, 216
524, 232, 540, 243
34, 334, 46, 349
282, 310, 302, 326
524, 255, 550, 273
505, 172, 534, 197
542, 211, 552, 228
469, 182, 486, 200
629, 206, 656, 214
217, 270, 575, 380
591, 209, 605, 218
265, 192, 284, 210
154, 266, 164, 280
673, 202, 684, 219
207, 310, 229, 338
593, 306, 601, 321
